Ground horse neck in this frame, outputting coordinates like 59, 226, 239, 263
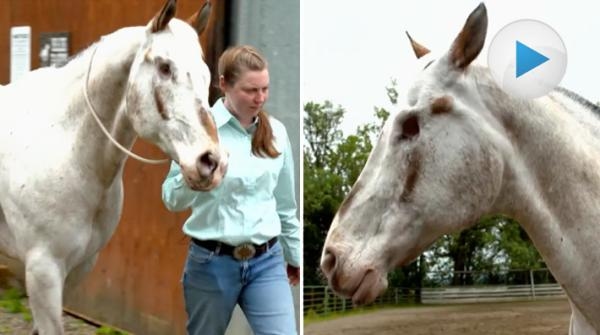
478, 71, 600, 318
69, 27, 145, 186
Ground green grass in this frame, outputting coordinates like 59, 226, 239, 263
0, 288, 129, 333
96, 326, 130, 335
0, 287, 31, 322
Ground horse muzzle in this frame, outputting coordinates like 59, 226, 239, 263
321, 245, 388, 305
181, 148, 228, 191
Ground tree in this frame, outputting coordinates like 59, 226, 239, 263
425, 215, 546, 286
303, 101, 344, 169
302, 98, 390, 284
303, 101, 346, 284
303, 81, 423, 288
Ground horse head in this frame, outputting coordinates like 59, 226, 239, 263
125, 0, 226, 191
321, 3, 505, 305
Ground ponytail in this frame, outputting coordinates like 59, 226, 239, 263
252, 110, 280, 158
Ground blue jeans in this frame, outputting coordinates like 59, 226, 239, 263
182, 241, 297, 335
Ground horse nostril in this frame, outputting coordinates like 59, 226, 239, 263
197, 152, 218, 178
320, 247, 338, 277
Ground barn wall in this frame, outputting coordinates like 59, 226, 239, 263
0, 1, 228, 334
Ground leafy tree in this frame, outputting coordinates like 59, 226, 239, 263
303, 101, 344, 169
302, 98, 391, 284
427, 215, 545, 286
303, 101, 346, 284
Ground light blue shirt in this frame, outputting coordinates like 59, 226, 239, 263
161, 99, 300, 267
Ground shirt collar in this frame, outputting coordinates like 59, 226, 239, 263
212, 98, 260, 133
211, 98, 234, 129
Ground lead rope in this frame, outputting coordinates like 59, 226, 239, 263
83, 44, 169, 165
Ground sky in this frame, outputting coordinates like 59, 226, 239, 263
301, 0, 600, 135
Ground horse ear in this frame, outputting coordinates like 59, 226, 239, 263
405, 31, 430, 59
150, 0, 177, 33
187, 0, 212, 36
448, 2, 487, 69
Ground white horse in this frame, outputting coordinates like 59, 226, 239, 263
321, 4, 599, 334
0, 0, 227, 334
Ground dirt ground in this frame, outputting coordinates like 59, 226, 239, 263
0, 291, 99, 334
304, 299, 571, 335
0, 309, 99, 335
0, 268, 100, 334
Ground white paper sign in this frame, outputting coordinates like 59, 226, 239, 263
10, 26, 31, 83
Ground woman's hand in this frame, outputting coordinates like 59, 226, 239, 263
287, 265, 300, 286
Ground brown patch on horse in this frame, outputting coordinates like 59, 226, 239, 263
338, 182, 364, 219
199, 105, 218, 142
154, 90, 168, 120
431, 96, 454, 115
400, 150, 422, 202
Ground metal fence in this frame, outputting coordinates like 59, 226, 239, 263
425, 268, 559, 287
304, 269, 565, 316
421, 283, 564, 304
304, 286, 420, 315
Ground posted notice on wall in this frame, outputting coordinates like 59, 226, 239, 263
40, 32, 70, 67
10, 26, 31, 83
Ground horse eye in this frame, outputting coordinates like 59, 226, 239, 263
398, 115, 420, 141
158, 62, 172, 78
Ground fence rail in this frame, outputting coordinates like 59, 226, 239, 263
304, 269, 565, 316
303, 286, 420, 315
422, 283, 564, 304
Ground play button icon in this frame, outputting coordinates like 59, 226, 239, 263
488, 19, 567, 99
516, 41, 549, 78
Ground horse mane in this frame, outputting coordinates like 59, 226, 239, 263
469, 64, 598, 117
55, 41, 98, 69
48, 27, 144, 81
553, 86, 600, 115
467, 64, 600, 149
54, 41, 99, 73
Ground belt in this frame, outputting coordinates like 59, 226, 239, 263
191, 237, 278, 261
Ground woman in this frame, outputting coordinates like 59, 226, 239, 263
162, 45, 300, 335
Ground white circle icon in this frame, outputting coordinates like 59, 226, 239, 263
487, 19, 567, 99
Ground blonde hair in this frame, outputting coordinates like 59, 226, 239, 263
218, 45, 280, 158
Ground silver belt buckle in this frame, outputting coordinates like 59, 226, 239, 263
233, 243, 256, 261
